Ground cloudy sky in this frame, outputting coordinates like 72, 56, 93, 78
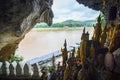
52, 0, 100, 23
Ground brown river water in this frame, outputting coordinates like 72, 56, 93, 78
15, 28, 93, 61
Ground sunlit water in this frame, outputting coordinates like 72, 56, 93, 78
15, 28, 93, 61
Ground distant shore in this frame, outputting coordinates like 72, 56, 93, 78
32, 27, 93, 32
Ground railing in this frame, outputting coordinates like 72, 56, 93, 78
0, 61, 43, 79
27, 43, 80, 66
0, 43, 80, 79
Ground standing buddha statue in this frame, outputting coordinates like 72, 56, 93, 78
100, 24, 107, 47
80, 36, 87, 68
109, 24, 120, 52
81, 27, 86, 40
92, 15, 102, 41
61, 39, 68, 67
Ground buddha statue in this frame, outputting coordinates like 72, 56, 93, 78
81, 27, 86, 40
92, 15, 102, 41
41, 67, 48, 80
61, 39, 68, 68
85, 31, 89, 41
109, 24, 120, 52
77, 47, 80, 58
100, 24, 107, 47
80, 37, 87, 68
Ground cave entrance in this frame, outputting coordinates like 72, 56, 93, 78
15, 0, 100, 61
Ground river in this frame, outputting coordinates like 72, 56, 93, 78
15, 27, 93, 61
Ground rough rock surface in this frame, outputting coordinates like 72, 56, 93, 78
76, 0, 103, 11
0, 0, 53, 61
76, 0, 120, 21
113, 48, 120, 73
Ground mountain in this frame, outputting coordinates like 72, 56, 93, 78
62, 20, 81, 23
61, 19, 96, 27
35, 19, 97, 28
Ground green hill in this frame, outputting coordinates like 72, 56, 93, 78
35, 19, 97, 28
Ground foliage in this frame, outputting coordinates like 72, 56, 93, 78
48, 66, 54, 73
100, 13, 106, 29
96, 12, 106, 29
35, 20, 97, 28
9, 55, 24, 63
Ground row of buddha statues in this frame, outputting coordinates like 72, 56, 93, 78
40, 14, 120, 80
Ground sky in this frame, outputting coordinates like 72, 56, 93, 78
52, 0, 100, 23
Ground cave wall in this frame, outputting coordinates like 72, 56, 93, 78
76, 0, 120, 22
0, 0, 54, 61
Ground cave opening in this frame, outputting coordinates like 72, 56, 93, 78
15, 0, 100, 61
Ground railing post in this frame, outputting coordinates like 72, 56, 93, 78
1, 61, 10, 76
9, 63, 16, 77
32, 63, 41, 78
23, 63, 32, 77
16, 62, 23, 77
0, 62, 3, 75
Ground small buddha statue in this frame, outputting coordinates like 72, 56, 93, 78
77, 47, 80, 58
92, 15, 102, 41
100, 31, 107, 47
100, 24, 108, 47
85, 31, 89, 41
103, 0, 107, 9
41, 67, 48, 80
80, 37, 87, 68
81, 27, 86, 40
109, 24, 120, 52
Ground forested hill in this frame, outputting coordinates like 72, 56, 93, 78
35, 19, 97, 28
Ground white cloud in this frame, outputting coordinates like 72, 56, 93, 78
52, 0, 100, 23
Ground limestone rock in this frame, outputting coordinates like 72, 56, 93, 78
0, 0, 54, 61
113, 48, 120, 73
105, 52, 114, 71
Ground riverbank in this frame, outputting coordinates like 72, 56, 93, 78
32, 27, 93, 32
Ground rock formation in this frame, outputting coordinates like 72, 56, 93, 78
0, 0, 54, 61
76, 0, 120, 21
0, 0, 120, 64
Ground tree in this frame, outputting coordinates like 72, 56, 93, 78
9, 55, 24, 63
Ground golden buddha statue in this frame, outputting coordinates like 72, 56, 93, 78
81, 27, 86, 40
61, 39, 68, 67
109, 24, 120, 52
77, 47, 80, 58
80, 37, 87, 68
92, 15, 102, 41
100, 24, 107, 47
100, 32, 107, 47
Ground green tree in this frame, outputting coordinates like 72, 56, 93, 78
96, 12, 105, 29
9, 55, 24, 63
